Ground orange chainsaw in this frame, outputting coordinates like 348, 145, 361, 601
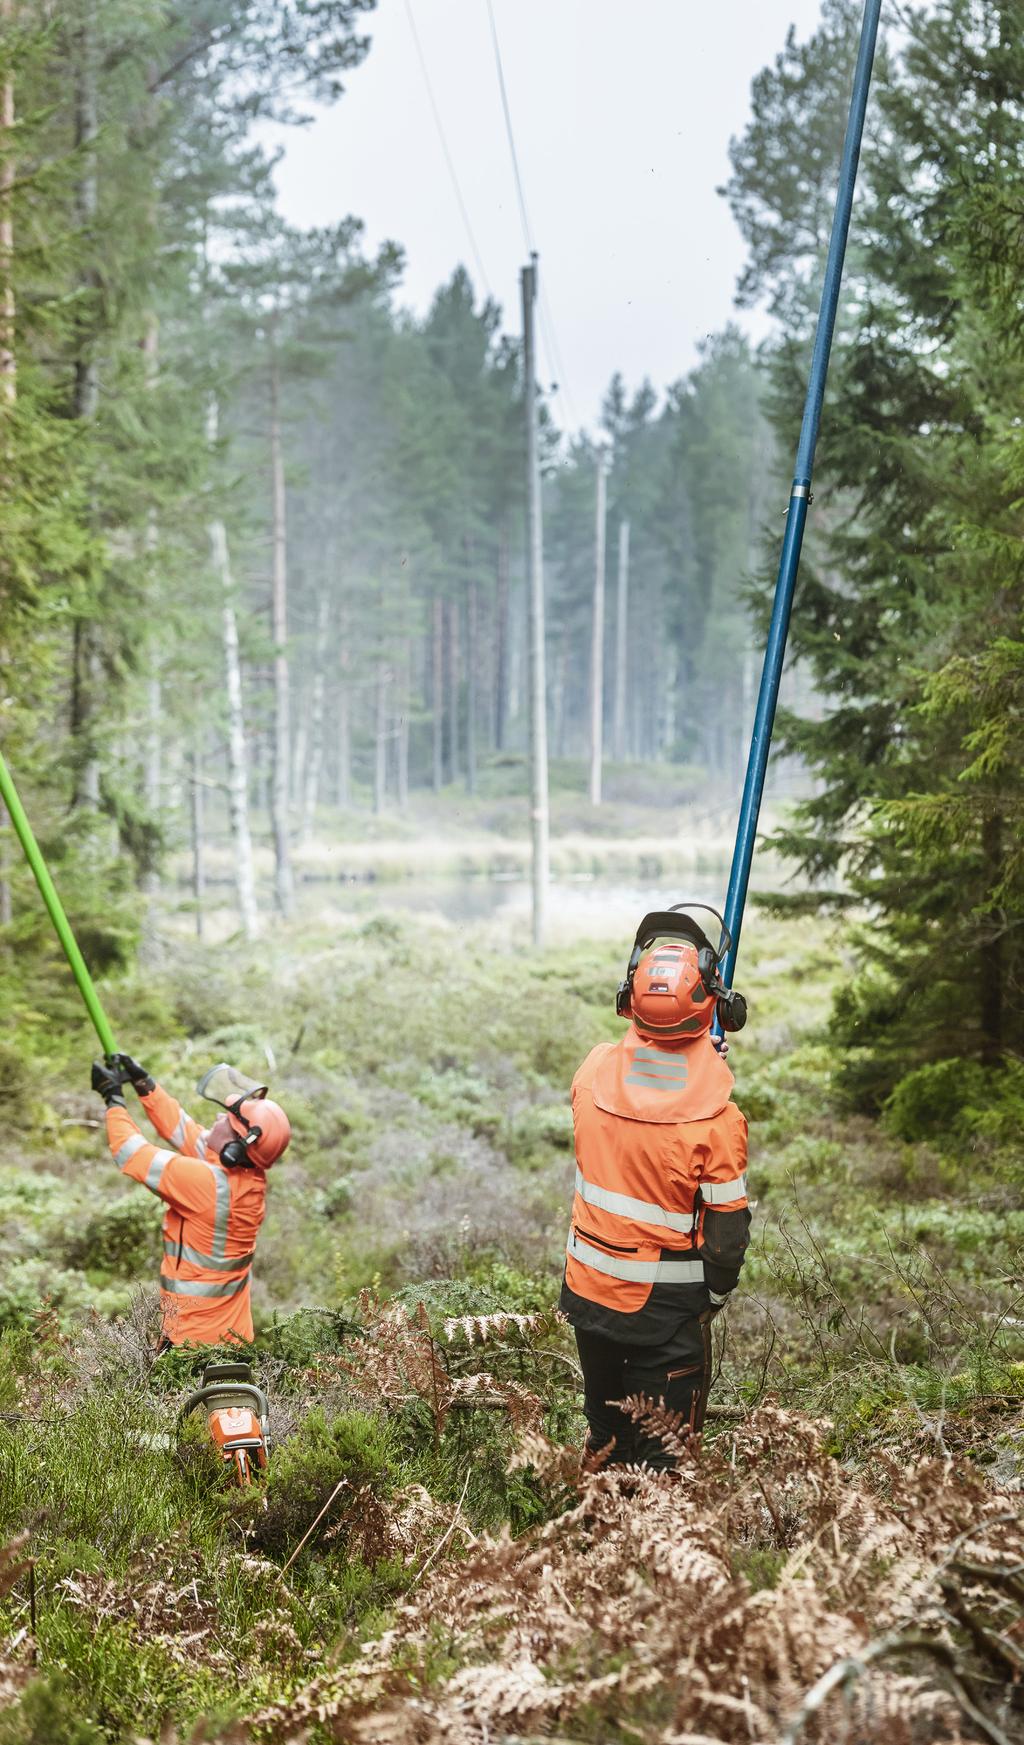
179, 1361, 271, 1486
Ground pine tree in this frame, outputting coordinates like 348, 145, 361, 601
730, 0, 1024, 1105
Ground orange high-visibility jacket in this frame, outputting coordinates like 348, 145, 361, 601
106, 1084, 266, 1346
563, 1024, 749, 1329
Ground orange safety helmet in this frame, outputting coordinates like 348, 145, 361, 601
626, 939, 715, 1042
226, 1097, 291, 1169
615, 905, 748, 1039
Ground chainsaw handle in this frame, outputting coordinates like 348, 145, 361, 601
178, 1381, 270, 1432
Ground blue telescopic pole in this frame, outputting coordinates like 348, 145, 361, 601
720, 0, 883, 992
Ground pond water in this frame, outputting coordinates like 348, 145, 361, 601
293, 862, 796, 939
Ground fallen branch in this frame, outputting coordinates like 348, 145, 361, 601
781, 1630, 1013, 1745
279, 1480, 350, 1581
406, 1466, 472, 1594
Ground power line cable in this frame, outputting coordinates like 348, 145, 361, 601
485, 0, 534, 257
404, 0, 492, 298
485, 0, 579, 431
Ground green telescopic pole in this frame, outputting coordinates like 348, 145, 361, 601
0, 749, 118, 1058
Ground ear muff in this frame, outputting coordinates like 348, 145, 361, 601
696, 944, 720, 1001
615, 938, 646, 1017
697, 940, 748, 1033
716, 989, 748, 1033
218, 1113, 263, 1169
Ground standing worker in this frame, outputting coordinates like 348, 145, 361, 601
90, 1058, 291, 1350
560, 906, 750, 1469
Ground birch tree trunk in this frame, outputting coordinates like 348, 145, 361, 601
612, 518, 630, 763
189, 735, 205, 941
337, 640, 352, 808
588, 452, 608, 806
300, 592, 328, 845
521, 261, 549, 947
552, 633, 568, 761
466, 565, 478, 796
207, 397, 259, 939
432, 594, 443, 792
447, 594, 460, 784
291, 684, 309, 821
269, 346, 293, 916
211, 518, 260, 940
397, 642, 410, 810
373, 663, 389, 815
494, 517, 510, 751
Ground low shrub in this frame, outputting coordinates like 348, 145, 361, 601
61, 1198, 159, 1278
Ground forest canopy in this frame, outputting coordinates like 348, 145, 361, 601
1, 0, 1022, 1114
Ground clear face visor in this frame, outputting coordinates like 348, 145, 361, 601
196, 1063, 269, 1119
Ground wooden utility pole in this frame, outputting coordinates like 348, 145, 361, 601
612, 518, 630, 763
521, 256, 549, 947
588, 448, 609, 806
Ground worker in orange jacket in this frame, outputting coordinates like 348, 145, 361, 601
91, 1057, 291, 1350
560, 906, 750, 1469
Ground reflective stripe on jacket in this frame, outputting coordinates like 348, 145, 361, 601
106, 1084, 266, 1346
564, 1025, 748, 1320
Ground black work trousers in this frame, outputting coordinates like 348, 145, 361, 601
574, 1319, 708, 1471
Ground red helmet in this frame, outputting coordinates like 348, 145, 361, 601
228, 1098, 291, 1170
627, 940, 715, 1043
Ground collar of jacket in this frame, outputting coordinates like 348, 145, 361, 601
590, 1023, 735, 1124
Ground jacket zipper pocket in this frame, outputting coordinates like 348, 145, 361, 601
575, 1224, 638, 1255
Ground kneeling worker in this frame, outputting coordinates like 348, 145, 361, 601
91, 1058, 291, 1349
560, 905, 750, 1469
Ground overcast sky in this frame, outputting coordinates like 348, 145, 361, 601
262, 0, 826, 431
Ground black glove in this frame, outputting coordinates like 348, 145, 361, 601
700, 1291, 731, 1326
111, 1053, 155, 1094
91, 1060, 127, 1108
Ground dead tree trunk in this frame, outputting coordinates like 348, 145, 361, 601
269, 346, 292, 917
